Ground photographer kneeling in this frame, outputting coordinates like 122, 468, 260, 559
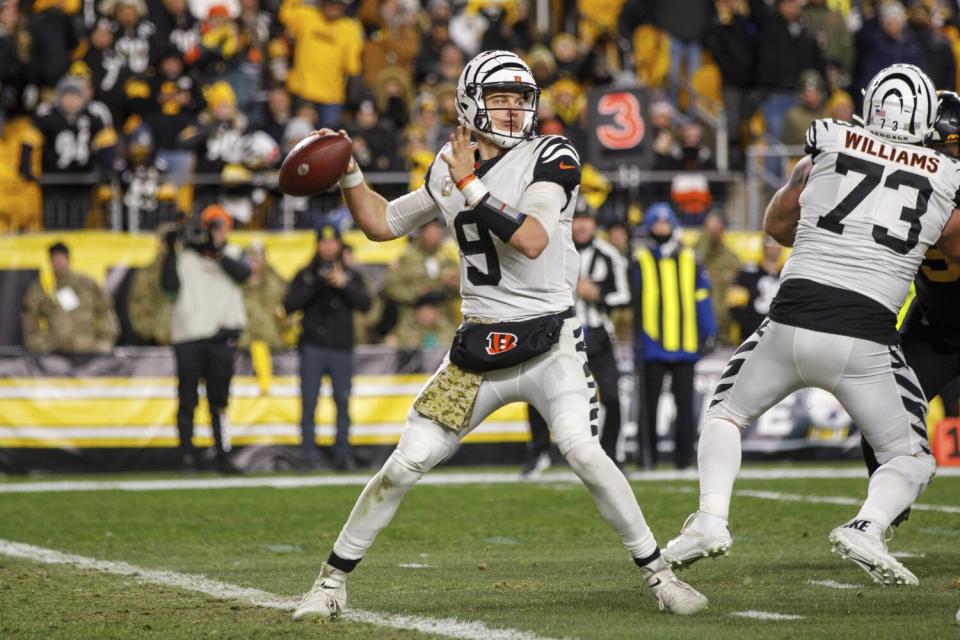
162, 205, 251, 472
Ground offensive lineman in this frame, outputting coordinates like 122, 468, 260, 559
662, 64, 960, 586
862, 90, 960, 522
293, 51, 708, 621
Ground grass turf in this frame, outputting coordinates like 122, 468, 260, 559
1, 469, 959, 639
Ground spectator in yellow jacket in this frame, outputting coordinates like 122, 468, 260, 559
279, 0, 363, 128
0, 115, 43, 232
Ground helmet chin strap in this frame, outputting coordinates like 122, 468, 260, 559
486, 111, 534, 147
474, 131, 502, 155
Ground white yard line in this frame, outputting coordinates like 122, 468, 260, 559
730, 610, 805, 621
4, 467, 959, 495
733, 489, 960, 515
668, 485, 960, 516
0, 472, 577, 494
0, 539, 560, 640
806, 579, 861, 590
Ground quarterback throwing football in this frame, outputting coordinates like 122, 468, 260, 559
293, 50, 708, 621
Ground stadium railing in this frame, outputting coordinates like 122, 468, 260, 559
744, 144, 806, 230
39, 170, 750, 231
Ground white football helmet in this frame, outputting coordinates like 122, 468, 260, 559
241, 130, 281, 170
456, 50, 539, 149
861, 64, 936, 145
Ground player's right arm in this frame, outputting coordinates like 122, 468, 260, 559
339, 163, 397, 241
763, 154, 812, 247
317, 129, 436, 242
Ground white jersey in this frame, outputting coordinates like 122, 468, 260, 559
386, 135, 581, 321
784, 119, 960, 313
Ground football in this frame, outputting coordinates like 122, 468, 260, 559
278, 133, 353, 196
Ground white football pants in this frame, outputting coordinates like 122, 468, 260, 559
332, 318, 659, 563
699, 319, 935, 527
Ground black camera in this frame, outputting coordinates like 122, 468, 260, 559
179, 220, 212, 251
315, 259, 334, 278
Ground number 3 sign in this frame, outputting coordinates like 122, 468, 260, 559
586, 87, 650, 168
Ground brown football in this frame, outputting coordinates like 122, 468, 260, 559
278, 134, 353, 196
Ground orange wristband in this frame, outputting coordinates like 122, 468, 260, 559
455, 174, 476, 190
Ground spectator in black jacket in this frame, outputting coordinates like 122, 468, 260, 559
35, 76, 119, 227
348, 98, 401, 171
101, 0, 156, 76
908, 1, 955, 91
80, 19, 131, 125
620, 0, 713, 106
705, 0, 756, 169
750, 0, 826, 146
0, 0, 33, 118
27, 0, 79, 94
284, 223, 371, 470
150, 0, 199, 61
854, 4, 923, 108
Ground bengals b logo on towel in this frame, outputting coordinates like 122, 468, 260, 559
485, 332, 518, 355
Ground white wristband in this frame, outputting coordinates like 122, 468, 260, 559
460, 178, 489, 208
339, 165, 364, 190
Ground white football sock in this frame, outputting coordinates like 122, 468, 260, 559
855, 454, 934, 530
332, 450, 424, 561
697, 418, 742, 521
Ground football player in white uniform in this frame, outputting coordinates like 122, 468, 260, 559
663, 64, 960, 586
292, 50, 708, 621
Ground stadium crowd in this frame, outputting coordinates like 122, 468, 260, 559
3, 0, 960, 233
6, 0, 960, 468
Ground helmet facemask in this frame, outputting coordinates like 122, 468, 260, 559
924, 91, 960, 159
467, 82, 539, 149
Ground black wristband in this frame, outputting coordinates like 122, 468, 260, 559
473, 194, 527, 243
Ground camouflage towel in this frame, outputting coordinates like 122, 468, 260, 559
413, 362, 484, 433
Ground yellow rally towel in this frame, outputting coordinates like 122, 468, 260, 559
413, 362, 484, 434
250, 340, 272, 395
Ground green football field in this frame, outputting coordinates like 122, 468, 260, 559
1, 466, 959, 639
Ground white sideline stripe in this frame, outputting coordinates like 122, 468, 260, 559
806, 579, 860, 590
0, 539, 559, 640
626, 468, 877, 481
733, 489, 960, 515
637, 468, 960, 480
2, 467, 960, 495
0, 472, 580, 494
730, 610, 805, 621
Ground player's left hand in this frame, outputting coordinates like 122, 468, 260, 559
440, 126, 478, 183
